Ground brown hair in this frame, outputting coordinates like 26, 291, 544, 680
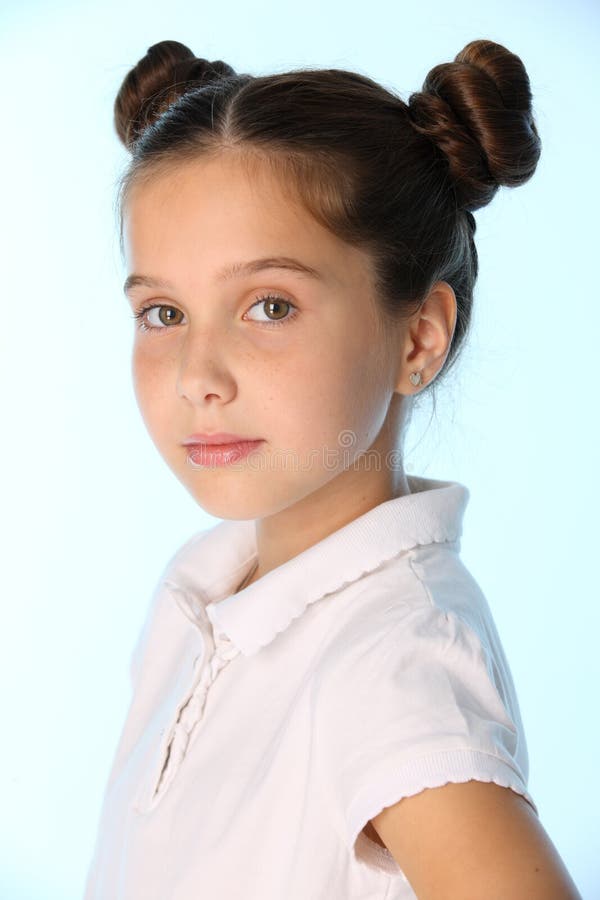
113, 39, 541, 396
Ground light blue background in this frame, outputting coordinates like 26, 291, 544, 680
1, 1, 598, 897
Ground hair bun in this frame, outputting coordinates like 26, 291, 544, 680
406, 38, 542, 212
114, 40, 236, 150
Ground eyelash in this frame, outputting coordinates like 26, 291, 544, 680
131, 293, 299, 334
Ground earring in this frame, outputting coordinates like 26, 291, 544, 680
409, 371, 422, 386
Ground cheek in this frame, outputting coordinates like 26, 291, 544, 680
327, 311, 386, 398
330, 351, 388, 448
131, 345, 172, 428
272, 325, 388, 451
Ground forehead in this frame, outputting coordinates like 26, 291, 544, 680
124, 155, 315, 240
121, 155, 374, 291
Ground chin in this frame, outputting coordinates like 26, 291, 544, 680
171, 470, 264, 520
189, 493, 265, 521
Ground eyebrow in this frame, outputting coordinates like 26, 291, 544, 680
123, 256, 323, 296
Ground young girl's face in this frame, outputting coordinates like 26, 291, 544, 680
122, 154, 405, 521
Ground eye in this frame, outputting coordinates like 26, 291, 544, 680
245, 293, 299, 328
131, 304, 184, 333
131, 292, 299, 334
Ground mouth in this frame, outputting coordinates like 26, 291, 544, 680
182, 432, 263, 446
184, 438, 265, 468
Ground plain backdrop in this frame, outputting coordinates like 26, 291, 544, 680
1, 1, 598, 897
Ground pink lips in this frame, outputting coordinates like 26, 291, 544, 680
182, 433, 264, 468
182, 432, 261, 446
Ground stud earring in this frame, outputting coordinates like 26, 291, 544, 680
409, 371, 422, 386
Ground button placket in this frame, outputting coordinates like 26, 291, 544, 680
140, 586, 240, 812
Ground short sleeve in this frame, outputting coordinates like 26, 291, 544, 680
315, 603, 538, 871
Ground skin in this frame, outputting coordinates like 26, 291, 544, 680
122, 153, 455, 583
122, 153, 581, 897
369, 781, 582, 899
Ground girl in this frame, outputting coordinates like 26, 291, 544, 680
84, 39, 581, 899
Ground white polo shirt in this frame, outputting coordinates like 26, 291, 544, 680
83, 474, 537, 899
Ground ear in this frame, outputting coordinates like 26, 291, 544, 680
394, 281, 458, 394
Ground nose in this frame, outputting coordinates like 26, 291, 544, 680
175, 328, 237, 406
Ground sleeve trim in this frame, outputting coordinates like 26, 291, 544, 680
347, 747, 538, 869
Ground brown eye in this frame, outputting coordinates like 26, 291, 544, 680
265, 299, 289, 320
246, 294, 299, 328
132, 304, 185, 333
156, 307, 183, 326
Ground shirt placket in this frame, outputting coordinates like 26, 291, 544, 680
140, 584, 240, 813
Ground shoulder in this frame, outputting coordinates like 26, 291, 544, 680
128, 525, 214, 684
315, 542, 497, 692
311, 548, 536, 839
314, 584, 506, 730
312, 550, 515, 765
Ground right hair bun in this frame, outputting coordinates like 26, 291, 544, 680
114, 40, 236, 150
407, 39, 542, 212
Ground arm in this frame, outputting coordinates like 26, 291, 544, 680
370, 780, 582, 899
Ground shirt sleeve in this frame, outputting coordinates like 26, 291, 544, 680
315, 602, 538, 872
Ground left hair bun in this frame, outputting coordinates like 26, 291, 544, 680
114, 40, 236, 150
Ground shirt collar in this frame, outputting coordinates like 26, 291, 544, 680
163, 474, 470, 657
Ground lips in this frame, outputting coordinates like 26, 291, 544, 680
182, 432, 262, 446
185, 438, 264, 468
